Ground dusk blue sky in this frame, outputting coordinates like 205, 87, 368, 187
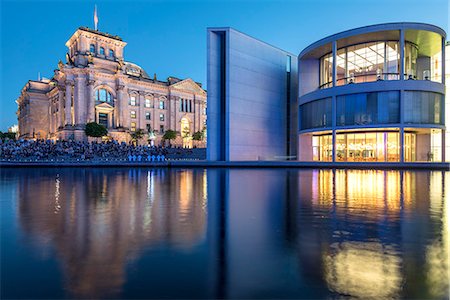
1, 0, 448, 131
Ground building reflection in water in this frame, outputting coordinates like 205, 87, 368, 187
5, 168, 449, 299
15, 168, 207, 298
297, 169, 449, 299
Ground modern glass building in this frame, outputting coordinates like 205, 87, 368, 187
298, 23, 447, 163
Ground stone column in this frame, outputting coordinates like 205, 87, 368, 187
121, 88, 130, 129
73, 76, 86, 126
86, 79, 95, 122
138, 91, 145, 130
65, 80, 73, 125
58, 86, 65, 128
116, 84, 125, 127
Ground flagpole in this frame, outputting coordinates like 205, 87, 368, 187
94, 5, 98, 31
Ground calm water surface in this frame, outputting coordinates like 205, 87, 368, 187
1, 168, 449, 299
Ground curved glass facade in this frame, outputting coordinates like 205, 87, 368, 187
317, 40, 446, 88
404, 91, 444, 124
300, 98, 332, 129
336, 91, 399, 126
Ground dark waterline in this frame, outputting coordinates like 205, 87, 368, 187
1, 168, 448, 299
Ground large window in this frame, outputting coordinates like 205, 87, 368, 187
100, 47, 105, 55
95, 88, 113, 102
404, 91, 443, 124
130, 95, 137, 106
320, 41, 405, 87
98, 113, 108, 127
159, 100, 165, 109
336, 91, 399, 126
300, 98, 332, 129
313, 131, 400, 162
90, 44, 96, 53
145, 97, 152, 108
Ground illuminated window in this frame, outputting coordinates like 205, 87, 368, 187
131, 122, 136, 132
160, 113, 164, 121
130, 95, 136, 106
159, 100, 165, 109
100, 47, 105, 55
145, 98, 151, 108
95, 88, 112, 102
90, 44, 95, 53
109, 49, 114, 58
145, 112, 151, 120
98, 113, 108, 127
131, 111, 136, 119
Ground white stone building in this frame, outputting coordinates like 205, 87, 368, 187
16, 27, 207, 146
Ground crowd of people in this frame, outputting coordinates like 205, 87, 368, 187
0, 139, 205, 162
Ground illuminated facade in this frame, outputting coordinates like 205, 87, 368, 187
298, 23, 447, 162
16, 27, 207, 145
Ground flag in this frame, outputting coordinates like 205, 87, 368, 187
94, 5, 98, 30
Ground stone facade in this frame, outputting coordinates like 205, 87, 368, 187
16, 27, 207, 146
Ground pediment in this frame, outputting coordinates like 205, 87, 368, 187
170, 78, 206, 96
95, 102, 115, 111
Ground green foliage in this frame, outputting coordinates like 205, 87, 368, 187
162, 129, 177, 141
130, 129, 145, 140
182, 126, 190, 138
192, 131, 204, 141
85, 122, 108, 137
0, 131, 16, 140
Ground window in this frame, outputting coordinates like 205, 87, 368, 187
109, 49, 114, 58
90, 44, 95, 53
95, 88, 112, 102
160, 113, 165, 121
160, 125, 164, 134
404, 91, 443, 124
300, 98, 332, 130
131, 122, 136, 132
145, 97, 152, 108
145, 112, 151, 120
189, 100, 193, 113
159, 100, 165, 109
100, 47, 105, 55
131, 111, 136, 119
336, 91, 400, 126
130, 95, 137, 106
179, 99, 183, 112
146, 124, 152, 132
98, 113, 108, 127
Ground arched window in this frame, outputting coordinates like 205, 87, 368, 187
90, 44, 95, 53
109, 49, 114, 58
95, 88, 112, 102
100, 47, 105, 55
159, 100, 165, 109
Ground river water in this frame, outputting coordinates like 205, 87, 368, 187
1, 168, 449, 299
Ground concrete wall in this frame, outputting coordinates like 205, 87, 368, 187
207, 28, 298, 161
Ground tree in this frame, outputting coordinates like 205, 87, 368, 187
192, 131, 203, 141
162, 129, 177, 146
0, 131, 16, 140
130, 129, 145, 142
85, 122, 107, 138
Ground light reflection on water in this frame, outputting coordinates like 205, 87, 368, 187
0, 168, 448, 299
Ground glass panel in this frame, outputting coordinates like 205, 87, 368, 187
98, 113, 108, 127
320, 53, 333, 88
404, 92, 443, 124
300, 98, 332, 129
387, 132, 399, 162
